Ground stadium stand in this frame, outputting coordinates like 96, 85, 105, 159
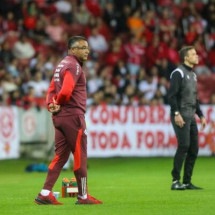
0, 0, 215, 108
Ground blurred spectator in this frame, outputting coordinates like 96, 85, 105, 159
122, 83, 138, 106
159, 7, 176, 38
87, 69, 103, 96
208, 44, 215, 73
102, 1, 120, 34
138, 74, 157, 102
25, 71, 49, 98
22, 1, 39, 31
74, 3, 91, 25
45, 16, 64, 43
88, 27, 109, 60
95, 17, 112, 41
115, 4, 131, 34
7, 89, 22, 107
103, 79, 119, 105
127, 9, 144, 39
22, 86, 37, 110
0, 15, 5, 42
54, 0, 73, 24
142, 10, 157, 44
185, 24, 198, 45
6, 58, 20, 78
145, 34, 168, 69
85, 0, 102, 17
104, 38, 124, 66
0, 40, 14, 65
83, 15, 97, 38
193, 37, 211, 75
12, 34, 36, 60
90, 90, 105, 106
30, 14, 49, 43
1, 72, 18, 94
191, 13, 208, 35
4, 11, 17, 32
0, 0, 214, 109
166, 38, 180, 65
123, 35, 145, 77
156, 58, 176, 80
156, 77, 169, 104
111, 60, 130, 99
203, 0, 215, 33
29, 53, 56, 80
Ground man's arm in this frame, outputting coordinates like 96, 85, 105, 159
168, 71, 183, 114
55, 70, 75, 105
46, 78, 56, 109
168, 70, 186, 127
196, 99, 206, 130
196, 99, 204, 118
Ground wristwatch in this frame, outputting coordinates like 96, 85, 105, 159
174, 111, 180, 116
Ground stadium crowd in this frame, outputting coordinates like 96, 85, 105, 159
0, 0, 215, 109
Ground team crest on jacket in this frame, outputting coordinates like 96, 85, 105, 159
84, 129, 88, 135
76, 63, 80, 75
187, 75, 190, 79
194, 74, 197, 81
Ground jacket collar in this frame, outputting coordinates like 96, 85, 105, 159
182, 63, 193, 72
68, 54, 83, 66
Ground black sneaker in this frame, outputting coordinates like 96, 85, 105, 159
183, 183, 203, 190
171, 180, 186, 190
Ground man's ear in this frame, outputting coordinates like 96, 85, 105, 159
68, 48, 74, 55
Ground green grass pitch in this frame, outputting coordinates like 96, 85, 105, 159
0, 157, 214, 215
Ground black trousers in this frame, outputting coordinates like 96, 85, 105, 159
171, 115, 199, 184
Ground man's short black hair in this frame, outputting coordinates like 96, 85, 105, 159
68, 36, 87, 49
178, 46, 195, 62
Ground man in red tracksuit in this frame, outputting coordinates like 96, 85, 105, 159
35, 36, 102, 205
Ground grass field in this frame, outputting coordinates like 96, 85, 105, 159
0, 157, 214, 215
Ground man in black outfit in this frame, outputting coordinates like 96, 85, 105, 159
168, 46, 207, 190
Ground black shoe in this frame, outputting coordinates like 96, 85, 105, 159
183, 183, 203, 190
171, 180, 186, 190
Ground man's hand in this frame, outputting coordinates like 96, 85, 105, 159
174, 114, 185, 128
200, 116, 207, 131
48, 103, 61, 113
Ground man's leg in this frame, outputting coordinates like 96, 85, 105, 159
65, 115, 102, 204
73, 127, 87, 198
73, 128, 102, 204
43, 127, 71, 190
59, 115, 87, 198
183, 117, 199, 185
171, 117, 191, 181
35, 121, 70, 205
